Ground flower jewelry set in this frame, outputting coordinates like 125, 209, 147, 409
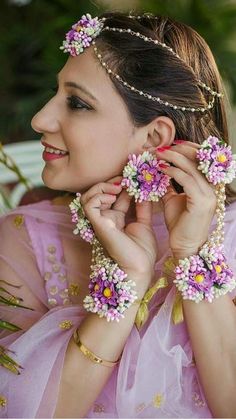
61, 15, 236, 325
2, 13, 236, 377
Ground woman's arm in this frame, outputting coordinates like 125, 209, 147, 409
155, 142, 236, 417
183, 294, 236, 417
53, 279, 147, 418
175, 248, 236, 418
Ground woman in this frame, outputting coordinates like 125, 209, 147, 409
1, 11, 236, 418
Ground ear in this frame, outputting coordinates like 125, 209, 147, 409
142, 116, 176, 151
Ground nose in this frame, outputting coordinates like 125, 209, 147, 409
31, 98, 60, 134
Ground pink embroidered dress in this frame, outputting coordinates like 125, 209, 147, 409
1, 198, 236, 418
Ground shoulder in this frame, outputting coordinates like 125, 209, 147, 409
0, 200, 51, 239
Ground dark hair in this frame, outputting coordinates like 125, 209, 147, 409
96, 11, 236, 205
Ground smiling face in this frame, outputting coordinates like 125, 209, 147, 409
31, 48, 145, 193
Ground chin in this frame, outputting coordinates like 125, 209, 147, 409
41, 169, 63, 191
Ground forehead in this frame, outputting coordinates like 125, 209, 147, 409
58, 48, 121, 105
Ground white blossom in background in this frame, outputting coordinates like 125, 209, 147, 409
8, 0, 32, 6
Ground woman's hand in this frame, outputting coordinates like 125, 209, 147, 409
80, 178, 158, 293
156, 141, 217, 259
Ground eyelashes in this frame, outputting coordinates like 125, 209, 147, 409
66, 95, 91, 111
50, 86, 91, 111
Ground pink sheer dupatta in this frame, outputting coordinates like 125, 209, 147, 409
0, 199, 236, 418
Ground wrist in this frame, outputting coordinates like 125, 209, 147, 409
128, 272, 153, 298
172, 247, 200, 261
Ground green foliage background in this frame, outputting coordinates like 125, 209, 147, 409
1, 0, 236, 143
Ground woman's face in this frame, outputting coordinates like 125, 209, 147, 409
31, 48, 145, 192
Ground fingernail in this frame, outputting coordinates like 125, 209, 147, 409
113, 181, 121, 186
156, 146, 171, 152
159, 163, 169, 169
173, 139, 185, 144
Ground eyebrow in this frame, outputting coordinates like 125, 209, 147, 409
56, 75, 98, 103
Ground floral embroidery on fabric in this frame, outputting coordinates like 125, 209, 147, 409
192, 392, 206, 407
43, 243, 71, 307
47, 245, 56, 254
59, 289, 69, 298
49, 285, 59, 295
153, 393, 164, 408
48, 298, 57, 306
62, 298, 70, 305
44, 272, 52, 281
0, 395, 7, 407
52, 264, 61, 273
93, 403, 105, 413
68, 283, 80, 296
47, 254, 56, 263
135, 402, 146, 413
13, 215, 24, 228
59, 320, 73, 330
192, 378, 206, 408
58, 273, 67, 282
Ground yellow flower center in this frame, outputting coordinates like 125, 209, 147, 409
143, 170, 154, 182
215, 265, 222, 273
217, 154, 227, 163
94, 284, 100, 292
195, 274, 204, 283
103, 287, 112, 298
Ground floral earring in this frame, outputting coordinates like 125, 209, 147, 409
121, 151, 171, 202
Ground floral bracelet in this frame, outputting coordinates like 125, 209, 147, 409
173, 137, 236, 302
69, 195, 137, 321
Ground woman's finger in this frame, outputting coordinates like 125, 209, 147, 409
159, 165, 216, 212
159, 165, 203, 202
173, 140, 201, 149
83, 192, 140, 264
161, 183, 178, 206
112, 189, 132, 213
83, 193, 117, 224
135, 200, 153, 226
81, 181, 122, 206
156, 147, 215, 195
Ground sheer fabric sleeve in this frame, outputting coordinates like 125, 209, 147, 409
0, 209, 85, 418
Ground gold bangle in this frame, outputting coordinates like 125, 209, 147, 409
73, 329, 121, 368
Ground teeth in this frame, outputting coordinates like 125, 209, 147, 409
45, 147, 67, 155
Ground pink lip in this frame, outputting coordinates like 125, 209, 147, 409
42, 150, 68, 161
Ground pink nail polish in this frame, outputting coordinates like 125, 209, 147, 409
156, 145, 171, 152
159, 163, 169, 169
113, 182, 121, 186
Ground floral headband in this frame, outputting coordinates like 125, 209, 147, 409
60, 13, 223, 113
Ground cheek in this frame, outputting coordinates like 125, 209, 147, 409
68, 122, 130, 171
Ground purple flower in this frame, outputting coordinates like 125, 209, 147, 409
174, 244, 236, 302
60, 14, 103, 57
89, 276, 119, 307
187, 269, 213, 293
122, 151, 171, 202
196, 136, 236, 185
